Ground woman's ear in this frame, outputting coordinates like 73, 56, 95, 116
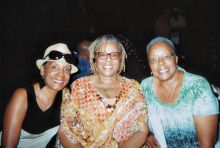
175, 56, 178, 65
40, 65, 45, 77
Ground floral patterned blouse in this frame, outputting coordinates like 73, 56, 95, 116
59, 76, 148, 148
141, 67, 219, 148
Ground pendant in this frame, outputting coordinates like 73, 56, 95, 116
168, 100, 170, 105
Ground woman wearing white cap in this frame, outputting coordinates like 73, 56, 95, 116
2, 43, 78, 148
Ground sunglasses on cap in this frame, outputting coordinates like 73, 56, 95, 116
44, 50, 75, 64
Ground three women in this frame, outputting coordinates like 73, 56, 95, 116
2, 36, 218, 148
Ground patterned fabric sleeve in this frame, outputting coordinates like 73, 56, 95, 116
133, 80, 148, 130
113, 79, 148, 145
60, 80, 89, 144
125, 79, 148, 131
192, 76, 219, 115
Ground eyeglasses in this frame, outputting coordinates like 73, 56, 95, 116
95, 52, 121, 60
148, 53, 174, 64
44, 51, 75, 64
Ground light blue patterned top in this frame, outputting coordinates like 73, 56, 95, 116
141, 68, 219, 148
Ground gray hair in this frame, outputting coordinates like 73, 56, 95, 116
89, 34, 127, 74
146, 37, 176, 56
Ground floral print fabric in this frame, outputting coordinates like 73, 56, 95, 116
60, 76, 148, 148
141, 68, 219, 148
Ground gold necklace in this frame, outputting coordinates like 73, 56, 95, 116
161, 81, 177, 105
161, 71, 179, 105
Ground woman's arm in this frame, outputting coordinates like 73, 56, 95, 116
59, 81, 85, 147
120, 123, 149, 148
193, 114, 218, 148
2, 88, 28, 148
58, 127, 83, 148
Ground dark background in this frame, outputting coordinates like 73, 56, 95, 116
0, 0, 219, 130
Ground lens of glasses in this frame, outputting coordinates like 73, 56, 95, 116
111, 52, 120, 59
97, 52, 120, 60
98, 52, 108, 59
148, 53, 174, 64
46, 51, 78, 65
63, 54, 74, 64
48, 51, 63, 60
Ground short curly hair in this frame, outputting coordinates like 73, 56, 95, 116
89, 34, 127, 74
146, 37, 176, 56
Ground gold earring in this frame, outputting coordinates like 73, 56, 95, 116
94, 64, 98, 73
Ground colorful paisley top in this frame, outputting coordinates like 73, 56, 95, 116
141, 68, 219, 148
60, 76, 148, 148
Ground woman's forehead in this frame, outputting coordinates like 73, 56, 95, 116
148, 42, 173, 55
95, 41, 120, 52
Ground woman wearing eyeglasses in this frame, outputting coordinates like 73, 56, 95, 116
2, 43, 78, 148
56, 34, 149, 148
141, 37, 219, 148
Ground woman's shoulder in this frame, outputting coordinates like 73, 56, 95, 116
71, 76, 91, 86
182, 72, 214, 97
122, 77, 140, 86
178, 67, 208, 84
7, 87, 28, 111
140, 76, 153, 88
13, 87, 28, 97
184, 71, 209, 86
141, 76, 153, 82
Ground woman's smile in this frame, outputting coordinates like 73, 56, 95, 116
103, 65, 113, 69
158, 68, 169, 74
53, 78, 64, 85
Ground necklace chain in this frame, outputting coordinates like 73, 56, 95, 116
161, 81, 177, 105
161, 71, 179, 105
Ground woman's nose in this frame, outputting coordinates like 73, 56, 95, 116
58, 68, 64, 76
158, 57, 165, 65
106, 55, 111, 61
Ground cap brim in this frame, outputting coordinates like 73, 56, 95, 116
36, 59, 78, 74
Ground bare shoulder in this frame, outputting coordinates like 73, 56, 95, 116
3, 87, 28, 127
8, 88, 28, 110
12, 88, 27, 101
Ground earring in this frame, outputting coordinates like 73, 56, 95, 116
94, 64, 98, 73
151, 72, 153, 76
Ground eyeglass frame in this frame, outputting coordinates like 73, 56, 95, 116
95, 52, 121, 60
148, 53, 175, 64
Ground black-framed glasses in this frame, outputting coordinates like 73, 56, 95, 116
95, 52, 121, 60
148, 53, 174, 64
44, 51, 75, 64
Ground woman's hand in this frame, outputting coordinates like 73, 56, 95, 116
145, 133, 162, 148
